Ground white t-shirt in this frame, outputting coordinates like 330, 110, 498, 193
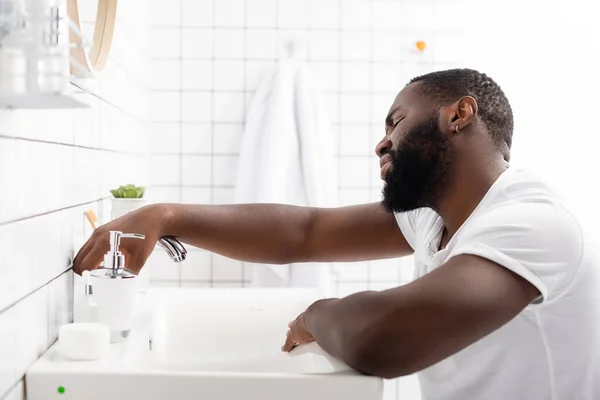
395, 168, 600, 400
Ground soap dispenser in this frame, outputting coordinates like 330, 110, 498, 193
90, 230, 145, 343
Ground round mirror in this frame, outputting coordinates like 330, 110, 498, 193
67, 0, 117, 75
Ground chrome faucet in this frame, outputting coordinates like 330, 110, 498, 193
157, 236, 187, 263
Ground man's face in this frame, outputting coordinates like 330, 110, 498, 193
377, 84, 456, 213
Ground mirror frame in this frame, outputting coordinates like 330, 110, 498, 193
67, 0, 118, 74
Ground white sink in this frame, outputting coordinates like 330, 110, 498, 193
27, 288, 383, 400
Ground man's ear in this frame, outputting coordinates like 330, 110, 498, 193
446, 96, 478, 134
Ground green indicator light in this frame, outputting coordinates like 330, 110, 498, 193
57, 386, 65, 394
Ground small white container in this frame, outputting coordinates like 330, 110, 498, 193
111, 198, 148, 220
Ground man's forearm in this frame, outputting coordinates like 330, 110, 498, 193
158, 203, 314, 264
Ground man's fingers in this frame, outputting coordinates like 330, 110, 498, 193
74, 244, 104, 275
282, 334, 297, 352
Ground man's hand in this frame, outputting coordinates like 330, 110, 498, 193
73, 204, 169, 275
282, 312, 315, 352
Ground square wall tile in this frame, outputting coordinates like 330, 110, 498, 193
340, 62, 370, 92
182, 123, 212, 154
182, 60, 212, 90
149, 155, 181, 185
339, 156, 371, 187
182, 0, 213, 27
341, 0, 372, 30
246, 0, 277, 27
151, 60, 180, 90
213, 254, 243, 281
182, 92, 211, 122
182, 187, 211, 204
339, 125, 371, 155
372, 93, 396, 124
180, 250, 211, 280
213, 93, 245, 122
150, 123, 180, 154
0, 305, 17, 398
308, 61, 339, 92
147, 249, 180, 281
213, 155, 239, 186
48, 271, 73, 345
323, 93, 339, 124
278, 0, 308, 28
372, 0, 403, 30
145, 186, 181, 203
182, 29, 213, 59
214, 0, 244, 27
340, 94, 370, 123
151, 92, 180, 122
246, 29, 278, 59
308, 31, 339, 60
182, 155, 212, 185
151, 0, 181, 27
339, 188, 371, 207
372, 62, 405, 93
213, 187, 235, 204
308, 0, 339, 29
373, 31, 402, 61
152, 28, 180, 58
214, 60, 245, 91
245, 60, 276, 91
214, 29, 245, 59
341, 31, 371, 61
369, 259, 401, 281
337, 261, 369, 281
213, 123, 243, 154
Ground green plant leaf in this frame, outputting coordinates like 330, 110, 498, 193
110, 189, 120, 198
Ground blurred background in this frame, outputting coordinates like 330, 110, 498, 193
1, 0, 599, 399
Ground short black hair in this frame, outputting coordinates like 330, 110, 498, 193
408, 68, 513, 159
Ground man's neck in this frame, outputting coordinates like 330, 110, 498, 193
436, 159, 509, 240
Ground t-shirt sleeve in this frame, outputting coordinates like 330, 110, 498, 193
449, 202, 583, 304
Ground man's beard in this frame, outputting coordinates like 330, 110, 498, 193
381, 116, 455, 213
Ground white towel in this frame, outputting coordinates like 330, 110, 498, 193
234, 56, 337, 294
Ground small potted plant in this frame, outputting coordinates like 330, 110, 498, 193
109, 184, 147, 220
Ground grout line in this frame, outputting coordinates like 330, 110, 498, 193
0, 134, 145, 156
0, 265, 72, 316
177, 0, 184, 287
241, 0, 248, 287
154, 25, 462, 34
0, 197, 110, 227
208, 0, 217, 288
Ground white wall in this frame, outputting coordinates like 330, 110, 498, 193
0, 1, 151, 398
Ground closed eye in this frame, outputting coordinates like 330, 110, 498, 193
386, 117, 404, 135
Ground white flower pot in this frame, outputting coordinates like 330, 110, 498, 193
110, 198, 148, 221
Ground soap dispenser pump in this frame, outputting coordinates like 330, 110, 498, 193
90, 230, 145, 343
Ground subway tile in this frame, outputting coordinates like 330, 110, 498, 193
181, 155, 212, 185
181, 92, 211, 122
246, 29, 278, 59
278, 0, 309, 28
214, 29, 245, 59
246, 0, 277, 27
182, 60, 213, 90
308, 0, 339, 29
0, 138, 17, 224
152, 28, 181, 58
150, 123, 181, 154
0, 305, 17, 398
182, 0, 213, 27
182, 29, 213, 59
149, 155, 181, 186
340, 62, 370, 92
2, 380, 25, 400
47, 271, 73, 346
212, 155, 239, 186
213, 123, 243, 154
214, 0, 244, 27
180, 250, 211, 281
151, 60, 180, 90
214, 60, 245, 91
181, 123, 212, 154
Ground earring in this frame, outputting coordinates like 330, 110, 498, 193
455, 125, 460, 133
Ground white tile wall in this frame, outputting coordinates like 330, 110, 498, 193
0, 0, 150, 397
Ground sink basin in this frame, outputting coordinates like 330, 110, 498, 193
26, 288, 383, 400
